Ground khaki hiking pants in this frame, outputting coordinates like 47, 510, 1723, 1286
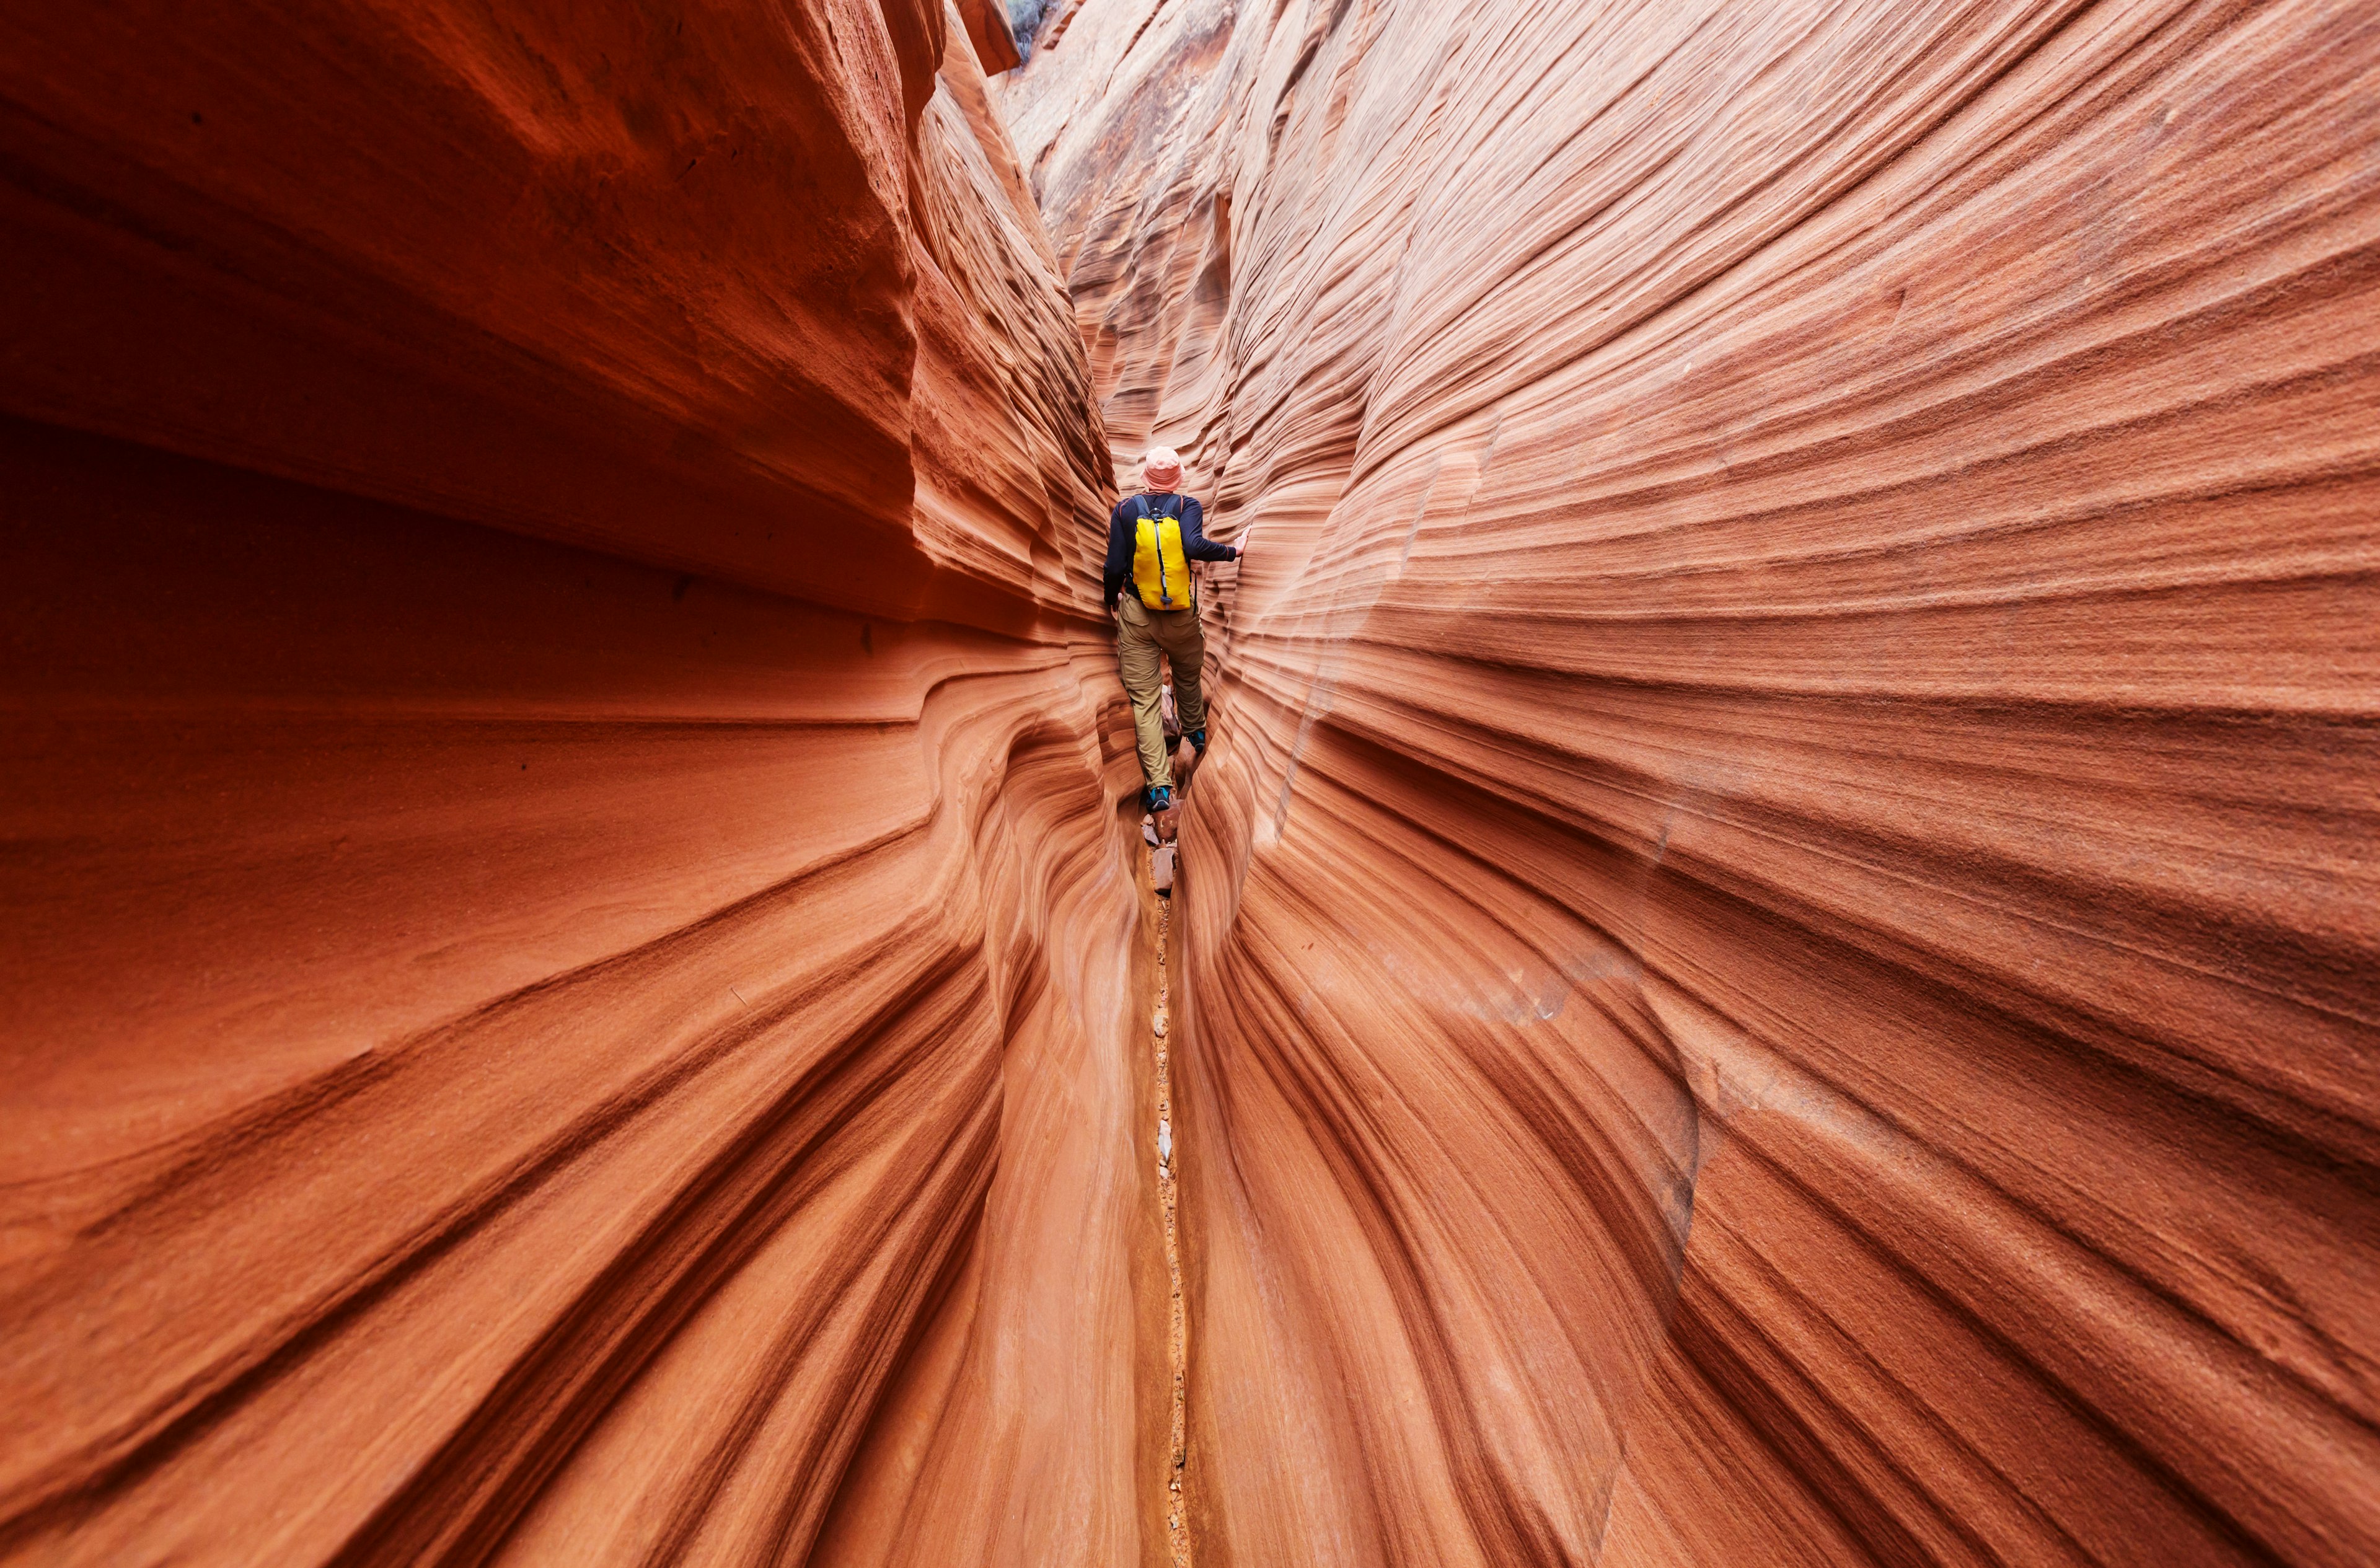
1116, 594, 1206, 790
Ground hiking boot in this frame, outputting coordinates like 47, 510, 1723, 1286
1145, 783, 1181, 843
1188, 728, 1207, 757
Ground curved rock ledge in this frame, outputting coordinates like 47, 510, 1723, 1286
999, 0, 2380, 1562
1, 4, 1169, 1564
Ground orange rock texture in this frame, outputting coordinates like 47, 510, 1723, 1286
4, 0, 2377, 1564
0, 3, 1171, 1564
999, 1, 2380, 1564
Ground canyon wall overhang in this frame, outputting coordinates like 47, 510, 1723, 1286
998, 0, 2380, 1563
0, 4, 1176, 1564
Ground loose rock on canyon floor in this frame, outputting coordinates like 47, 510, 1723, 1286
2, 0, 2376, 1564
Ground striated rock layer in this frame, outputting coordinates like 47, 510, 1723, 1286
1000, 0, 2380, 1564
0, 4, 1174, 1565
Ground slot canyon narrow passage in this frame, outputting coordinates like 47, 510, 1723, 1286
2, 1, 2376, 1566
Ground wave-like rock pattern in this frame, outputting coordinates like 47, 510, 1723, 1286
0, 4, 1178, 1565
999, 1, 2380, 1563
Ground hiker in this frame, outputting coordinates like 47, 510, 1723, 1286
1103, 446, 1253, 817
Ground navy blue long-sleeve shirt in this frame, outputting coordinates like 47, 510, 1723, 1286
1101, 491, 1238, 608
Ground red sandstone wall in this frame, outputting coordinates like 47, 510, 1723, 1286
999, 1, 2380, 1564
0, 4, 1166, 1564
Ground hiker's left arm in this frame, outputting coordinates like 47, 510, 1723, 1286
1101, 500, 1134, 607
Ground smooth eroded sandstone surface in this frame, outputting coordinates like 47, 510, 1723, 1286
998, 0, 2380, 1562
5, 0, 2377, 1564
1, 3, 1170, 1564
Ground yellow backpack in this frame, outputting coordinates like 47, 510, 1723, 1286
1131, 493, 1195, 609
